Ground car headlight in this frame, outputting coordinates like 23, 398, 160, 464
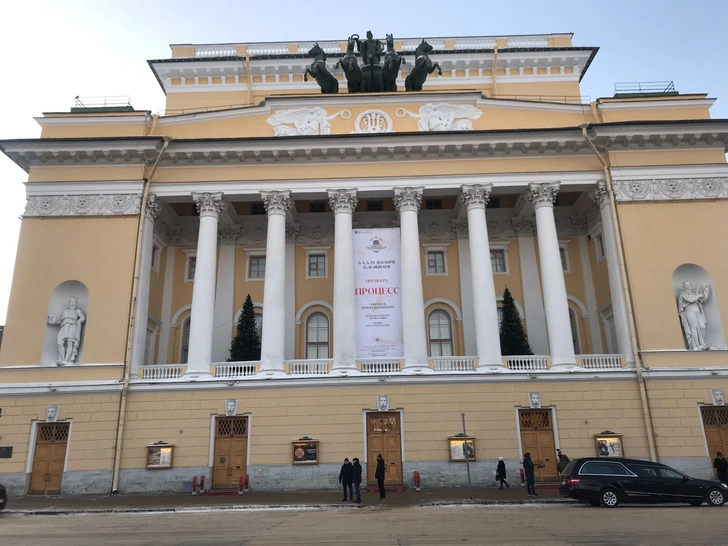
720, 483, 728, 489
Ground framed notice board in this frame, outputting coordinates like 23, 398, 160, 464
292, 439, 319, 464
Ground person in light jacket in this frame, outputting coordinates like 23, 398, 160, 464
375, 454, 386, 501
352, 457, 363, 503
496, 456, 510, 490
338, 458, 354, 501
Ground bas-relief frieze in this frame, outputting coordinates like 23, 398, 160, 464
24, 194, 142, 217
612, 178, 728, 202
266, 107, 351, 136
395, 104, 483, 132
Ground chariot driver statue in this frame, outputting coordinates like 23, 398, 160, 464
48, 297, 86, 365
356, 30, 384, 66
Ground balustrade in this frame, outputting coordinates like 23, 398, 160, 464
431, 357, 476, 372
288, 359, 332, 375
359, 359, 402, 374
214, 362, 258, 378
504, 356, 549, 371
139, 365, 185, 380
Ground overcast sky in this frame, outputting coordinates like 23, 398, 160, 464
0, 0, 726, 323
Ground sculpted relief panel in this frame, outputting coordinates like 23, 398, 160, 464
267, 107, 351, 136
396, 104, 482, 131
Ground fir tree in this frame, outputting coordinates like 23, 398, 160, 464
228, 294, 261, 361
499, 287, 533, 356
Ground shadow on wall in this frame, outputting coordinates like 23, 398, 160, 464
42, 280, 89, 366
672, 264, 726, 351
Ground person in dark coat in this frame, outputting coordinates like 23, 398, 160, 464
714, 452, 728, 485
523, 452, 537, 496
352, 457, 363, 503
557, 449, 571, 474
496, 456, 510, 490
375, 453, 386, 501
338, 458, 354, 501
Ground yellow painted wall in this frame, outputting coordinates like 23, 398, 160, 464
618, 201, 728, 352
598, 107, 712, 123
28, 166, 145, 183
148, 245, 167, 321
40, 122, 151, 139
607, 149, 726, 168
0, 217, 138, 367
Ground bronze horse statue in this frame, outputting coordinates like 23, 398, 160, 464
404, 39, 442, 92
382, 34, 405, 92
304, 43, 339, 94
335, 35, 364, 93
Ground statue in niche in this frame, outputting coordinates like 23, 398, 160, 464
48, 297, 86, 365
677, 281, 710, 350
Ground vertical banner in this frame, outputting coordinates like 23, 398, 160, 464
353, 228, 404, 358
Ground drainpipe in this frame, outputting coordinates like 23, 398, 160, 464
492, 46, 499, 98
245, 51, 253, 106
111, 136, 172, 494
580, 124, 658, 462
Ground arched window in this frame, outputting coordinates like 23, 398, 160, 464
254, 312, 263, 338
306, 313, 329, 359
569, 307, 581, 355
180, 317, 191, 364
428, 310, 453, 356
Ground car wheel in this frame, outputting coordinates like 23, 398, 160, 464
599, 488, 619, 508
706, 488, 725, 507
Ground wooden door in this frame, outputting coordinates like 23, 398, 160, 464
30, 422, 70, 495
519, 409, 558, 481
367, 412, 403, 486
213, 417, 248, 489
701, 406, 728, 460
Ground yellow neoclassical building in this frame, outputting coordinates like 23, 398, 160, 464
1, 32, 728, 496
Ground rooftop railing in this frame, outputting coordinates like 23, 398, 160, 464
613, 81, 677, 97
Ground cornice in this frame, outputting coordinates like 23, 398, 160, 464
596, 98, 715, 112
35, 114, 152, 127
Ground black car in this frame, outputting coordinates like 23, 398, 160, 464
559, 457, 727, 507
0, 483, 6, 511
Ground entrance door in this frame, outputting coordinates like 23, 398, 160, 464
367, 412, 403, 486
213, 416, 248, 489
519, 409, 558, 481
701, 406, 728, 461
30, 422, 70, 495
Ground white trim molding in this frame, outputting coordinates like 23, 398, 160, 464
423, 298, 463, 321
295, 300, 334, 325
490, 241, 512, 275
303, 246, 330, 280
423, 243, 450, 277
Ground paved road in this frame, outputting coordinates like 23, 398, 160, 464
1, 504, 725, 545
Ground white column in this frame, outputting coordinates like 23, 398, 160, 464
185, 192, 225, 378
211, 227, 238, 363
578, 235, 604, 354
513, 218, 549, 354
284, 227, 297, 361
455, 224, 477, 356
591, 182, 635, 365
393, 187, 428, 371
259, 190, 292, 374
328, 189, 358, 371
528, 183, 576, 366
461, 185, 503, 368
129, 195, 160, 379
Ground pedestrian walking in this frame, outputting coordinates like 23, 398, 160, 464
339, 457, 354, 501
352, 457, 363, 503
523, 452, 537, 496
496, 456, 510, 489
375, 453, 386, 501
713, 451, 728, 485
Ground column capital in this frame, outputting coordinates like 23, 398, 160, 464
327, 189, 358, 214
218, 225, 240, 246
192, 192, 225, 219
527, 182, 560, 210
145, 194, 160, 221
511, 217, 537, 237
451, 219, 469, 239
260, 190, 292, 216
589, 181, 610, 210
285, 224, 300, 244
460, 184, 493, 210
393, 186, 423, 213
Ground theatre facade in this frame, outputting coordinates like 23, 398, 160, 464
1, 32, 728, 495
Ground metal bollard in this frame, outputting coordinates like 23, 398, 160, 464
413, 470, 421, 492
238, 476, 245, 496
191, 476, 198, 496
200, 475, 206, 493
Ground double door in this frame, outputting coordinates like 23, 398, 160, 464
702, 406, 728, 461
367, 412, 403, 486
213, 417, 248, 489
519, 409, 558, 481
30, 423, 70, 495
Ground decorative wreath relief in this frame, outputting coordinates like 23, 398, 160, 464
352, 110, 394, 134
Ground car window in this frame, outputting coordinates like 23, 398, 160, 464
625, 464, 660, 478
579, 461, 633, 476
562, 460, 577, 476
658, 467, 684, 480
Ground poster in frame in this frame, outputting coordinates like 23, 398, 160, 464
448, 435, 476, 462
146, 442, 174, 469
594, 432, 623, 458
292, 438, 319, 465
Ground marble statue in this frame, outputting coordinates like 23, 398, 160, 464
376, 395, 390, 412
678, 281, 710, 350
711, 389, 725, 406
528, 392, 542, 409
46, 405, 59, 422
48, 297, 86, 365
225, 399, 238, 416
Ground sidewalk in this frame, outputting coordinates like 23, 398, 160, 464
4, 485, 571, 515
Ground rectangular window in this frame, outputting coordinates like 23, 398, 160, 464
427, 251, 445, 274
308, 254, 326, 277
366, 200, 383, 212
151, 245, 160, 272
185, 256, 197, 282
490, 249, 506, 273
251, 202, 266, 215
308, 201, 326, 213
249, 256, 266, 279
559, 246, 570, 272
425, 198, 442, 210
595, 233, 606, 262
